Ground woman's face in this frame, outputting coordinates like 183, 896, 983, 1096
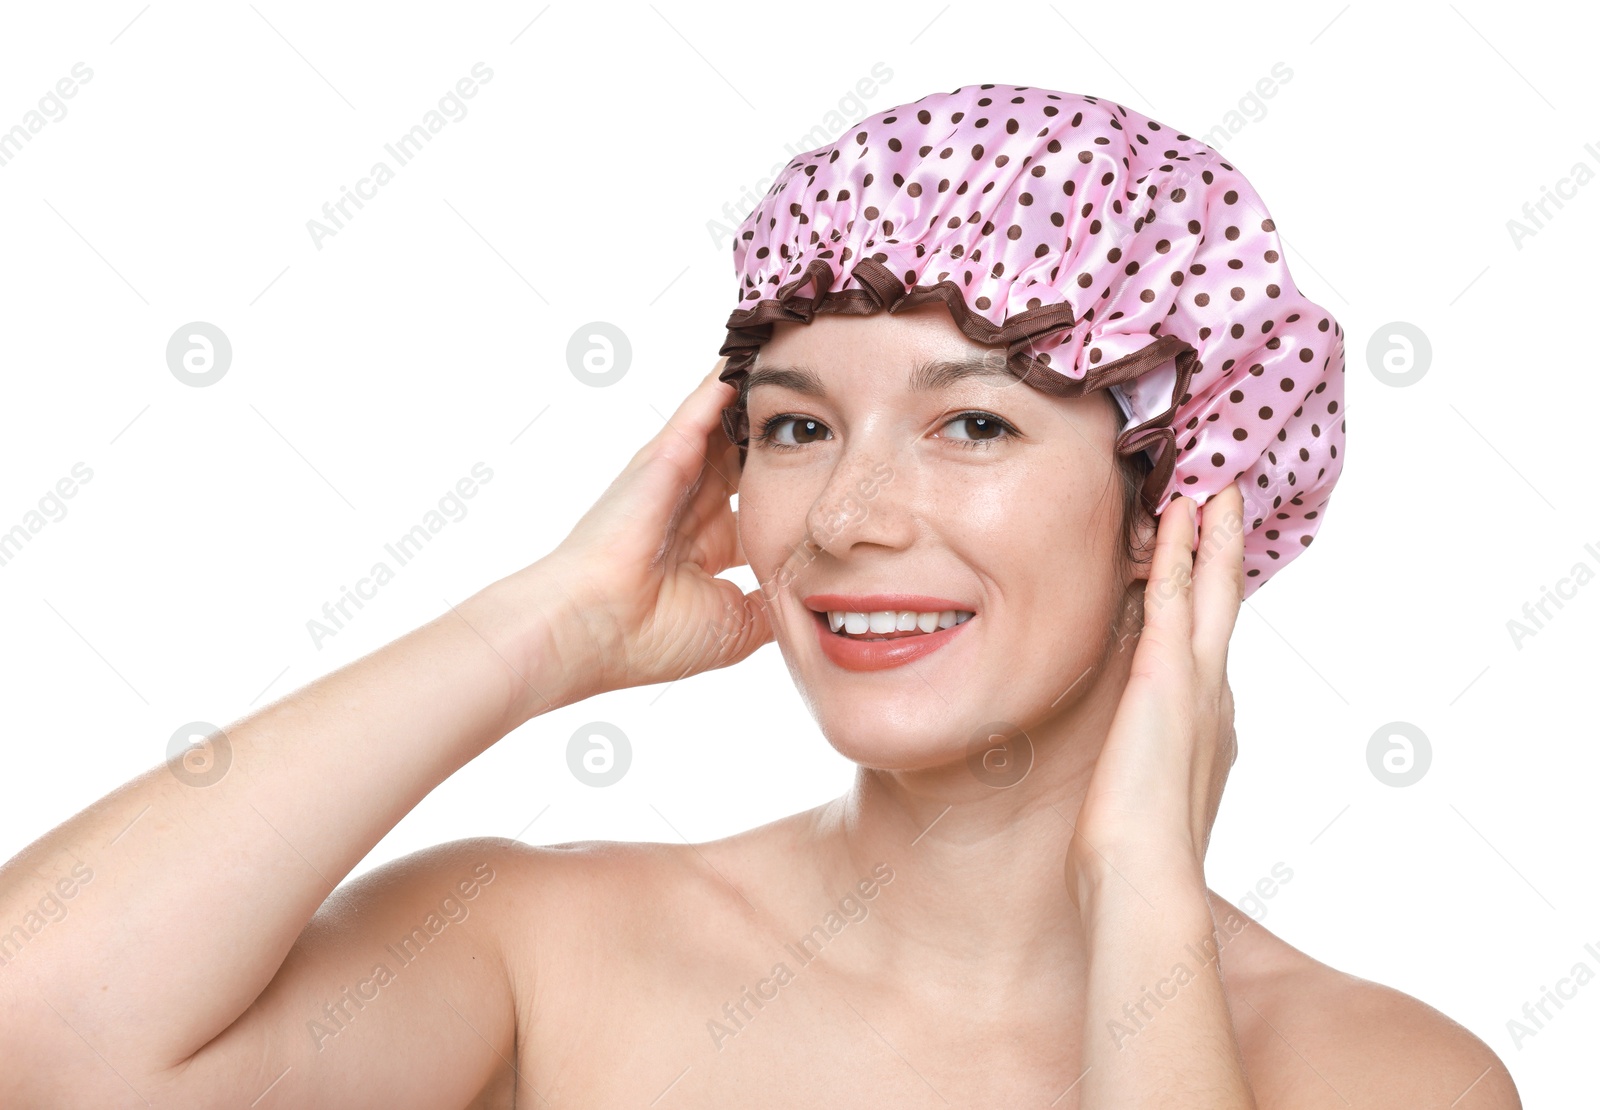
735, 302, 1150, 772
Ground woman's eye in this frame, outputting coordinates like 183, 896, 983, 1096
754, 415, 831, 450
752, 411, 1017, 452
938, 412, 1016, 448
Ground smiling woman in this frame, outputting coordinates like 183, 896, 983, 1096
735, 305, 1151, 720
741, 341, 1158, 628
0, 83, 1519, 1110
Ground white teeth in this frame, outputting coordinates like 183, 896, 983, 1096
824, 608, 976, 637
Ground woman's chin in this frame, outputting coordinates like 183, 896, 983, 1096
826, 736, 972, 775
815, 711, 997, 775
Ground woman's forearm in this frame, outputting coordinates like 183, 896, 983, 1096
0, 563, 583, 1077
1076, 852, 1258, 1108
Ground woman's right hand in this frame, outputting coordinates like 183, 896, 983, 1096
525, 358, 774, 709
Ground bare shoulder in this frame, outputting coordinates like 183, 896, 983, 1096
484, 820, 785, 913
1210, 893, 1522, 1109
488, 804, 823, 907
483, 808, 817, 962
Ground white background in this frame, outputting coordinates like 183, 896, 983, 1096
0, 1, 1594, 1103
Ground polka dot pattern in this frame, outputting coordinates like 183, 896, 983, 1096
716, 83, 1345, 595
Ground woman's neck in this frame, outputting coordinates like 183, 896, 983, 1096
807, 639, 1136, 1012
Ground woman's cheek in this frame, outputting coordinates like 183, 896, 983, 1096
735, 478, 802, 597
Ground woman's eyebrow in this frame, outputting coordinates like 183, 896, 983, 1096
744, 355, 1011, 401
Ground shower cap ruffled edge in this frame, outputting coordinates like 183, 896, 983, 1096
716, 255, 1196, 520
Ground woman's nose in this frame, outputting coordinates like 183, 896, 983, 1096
803, 437, 912, 559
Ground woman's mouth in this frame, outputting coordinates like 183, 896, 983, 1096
824, 608, 975, 639
805, 605, 977, 671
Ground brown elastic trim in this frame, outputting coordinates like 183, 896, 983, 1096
717, 256, 1199, 516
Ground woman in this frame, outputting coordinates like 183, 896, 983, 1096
0, 85, 1517, 1108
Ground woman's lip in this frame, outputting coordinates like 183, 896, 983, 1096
810, 608, 974, 672
802, 593, 976, 614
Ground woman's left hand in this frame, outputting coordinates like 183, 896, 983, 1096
1066, 482, 1248, 898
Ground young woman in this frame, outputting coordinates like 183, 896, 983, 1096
0, 84, 1519, 1108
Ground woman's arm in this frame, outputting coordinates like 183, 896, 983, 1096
1075, 849, 1254, 1105
1068, 487, 1257, 1107
0, 360, 768, 1108
1067, 487, 1522, 1108
0, 568, 582, 1107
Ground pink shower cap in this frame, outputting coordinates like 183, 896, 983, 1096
717, 83, 1345, 594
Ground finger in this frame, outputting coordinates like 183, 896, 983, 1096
1192, 481, 1246, 661
651, 360, 740, 483
705, 581, 775, 667
1141, 494, 1197, 652
680, 439, 745, 571
614, 364, 739, 535
677, 410, 742, 523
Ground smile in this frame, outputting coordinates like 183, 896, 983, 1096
825, 609, 975, 639
805, 607, 976, 672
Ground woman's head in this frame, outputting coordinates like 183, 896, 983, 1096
715, 81, 1343, 775
717, 83, 1344, 597
733, 301, 1157, 770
